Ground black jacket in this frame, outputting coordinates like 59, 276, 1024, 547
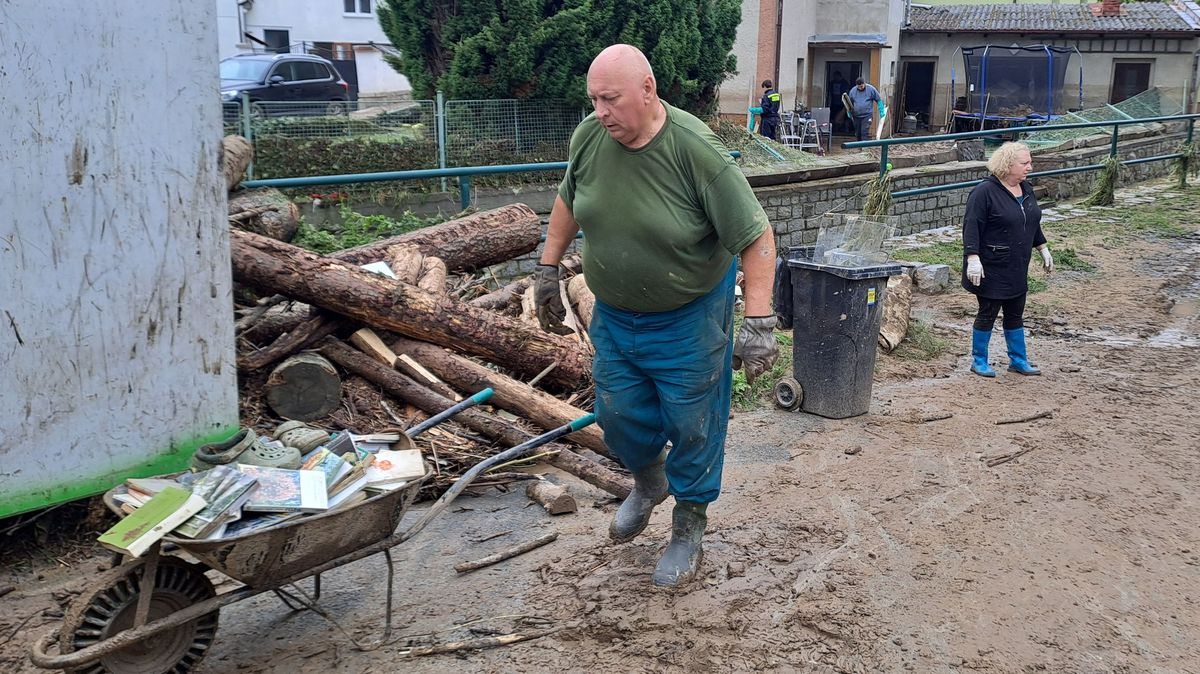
760, 89, 781, 119
961, 175, 1047, 299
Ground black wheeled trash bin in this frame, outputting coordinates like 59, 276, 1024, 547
774, 247, 903, 418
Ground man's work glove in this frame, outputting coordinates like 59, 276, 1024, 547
533, 264, 572, 335
1038, 247, 1054, 274
966, 255, 984, 286
733, 316, 779, 386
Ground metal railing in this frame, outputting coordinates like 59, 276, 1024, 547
241, 152, 743, 211
844, 113, 1200, 199
226, 93, 587, 181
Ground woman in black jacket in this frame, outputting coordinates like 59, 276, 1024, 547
962, 142, 1054, 377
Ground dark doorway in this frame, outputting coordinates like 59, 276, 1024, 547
826, 61, 861, 133
1110, 61, 1151, 104
898, 60, 935, 131
263, 29, 290, 54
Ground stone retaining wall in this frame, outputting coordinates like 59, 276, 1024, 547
763, 131, 1187, 251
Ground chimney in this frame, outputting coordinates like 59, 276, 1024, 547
1099, 0, 1122, 18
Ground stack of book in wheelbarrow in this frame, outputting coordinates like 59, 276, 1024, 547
99, 429, 427, 556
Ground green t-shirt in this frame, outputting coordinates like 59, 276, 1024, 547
558, 102, 769, 312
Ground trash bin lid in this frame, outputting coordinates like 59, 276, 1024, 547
787, 256, 904, 280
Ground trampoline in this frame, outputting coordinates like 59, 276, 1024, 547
949, 44, 1082, 131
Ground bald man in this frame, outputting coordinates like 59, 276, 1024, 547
535, 44, 778, 587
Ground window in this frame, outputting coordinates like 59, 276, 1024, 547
269, 62, 298, 82
1110, 61, 1152, 104
293, 62, 327, 81
344, 0, 372, 14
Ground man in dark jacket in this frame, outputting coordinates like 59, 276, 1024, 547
759, 79, 781, 141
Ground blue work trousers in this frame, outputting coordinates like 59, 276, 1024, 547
589, 263, 736, 504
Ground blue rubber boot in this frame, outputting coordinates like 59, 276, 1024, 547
1005, 328, 1041, 375
970, 329, 996, 378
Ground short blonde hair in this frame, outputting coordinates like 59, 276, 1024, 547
987, 142, 1031, 180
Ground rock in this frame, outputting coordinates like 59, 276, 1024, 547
913, 264, 951, 295
955, 139, 985, 162
727, 561, 746, 577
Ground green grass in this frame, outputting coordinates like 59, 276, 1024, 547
293, 206, 442, 254
732, 330, 793, 412
891, 319, 951, 361
894, 241, 963, 274
1053, 247, 1096, 272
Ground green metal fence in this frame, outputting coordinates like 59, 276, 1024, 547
844, 112, 1200, 199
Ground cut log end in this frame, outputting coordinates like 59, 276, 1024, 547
526, 481, 577, 515
265, 353, 342, 421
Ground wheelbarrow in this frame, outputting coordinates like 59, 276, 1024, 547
30, 389, 596, 674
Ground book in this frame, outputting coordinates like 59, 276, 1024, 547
327, 473, 370, 508
222, 512, 301, 538
173, 466, 259, 539
125, 477, 183, 496
300, 448, 352, 488
365, 449, 424, 488
97, 486, 206, 557
324, 432, 356, 458
328, 453, 374, 495
237, 465, 329, 513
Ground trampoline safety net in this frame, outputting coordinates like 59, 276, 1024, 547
961, 45, 1078, 119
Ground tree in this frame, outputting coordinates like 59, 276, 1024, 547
377, 0, 740, 114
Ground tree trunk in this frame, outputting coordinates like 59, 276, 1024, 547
221, 135, 254, 192
237, 302, 313, 344
417, 256, 448, 295
266, 353, 343, 421
567, 275, 595, 330
229, 188, 300, 243
230, 229, 590, 389
332, 204, 541, 272
318, 338, 629, 497
391, 336, 612, 461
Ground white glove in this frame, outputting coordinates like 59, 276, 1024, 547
966, 255, 984, 286
1039, 247, 1054, 274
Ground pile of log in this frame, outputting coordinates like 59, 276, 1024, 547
224, 147, 628, 502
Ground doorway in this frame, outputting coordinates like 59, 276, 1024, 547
897, 60, 935, 132
1110, 61, 1152, 104
826, 61, 861, 133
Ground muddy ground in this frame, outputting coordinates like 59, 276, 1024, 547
3, 180, 1198, 673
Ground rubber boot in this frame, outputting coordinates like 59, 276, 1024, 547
970, 329, 996, 378
652, 501, 708, 587
609, 452, 669, 543
1004, 328, 1041, 375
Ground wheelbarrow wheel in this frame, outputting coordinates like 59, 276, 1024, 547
60, 557, 218, 674
773, 376, 803, 411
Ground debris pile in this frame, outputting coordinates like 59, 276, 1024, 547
222, 136, 630, 502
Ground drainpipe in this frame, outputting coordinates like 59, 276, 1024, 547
1189, 46, 1200, 114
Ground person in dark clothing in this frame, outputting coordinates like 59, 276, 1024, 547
759, 79, 781, 140
829, 71, 851, 132
961, 142, 1055, 377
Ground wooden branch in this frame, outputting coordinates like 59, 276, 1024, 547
986, 447, 1035, 467
470, 277, 532, 310
230, 229, 590, 388
238, 313, 346, 371
398, 626, 562, 657
391, 336, 614, 461
454, 532, 558, 573
995, 410, 1054, 425
319, 338, 629, 497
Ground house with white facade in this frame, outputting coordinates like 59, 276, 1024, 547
216, 0, 411, 100
725, 0, 906, 129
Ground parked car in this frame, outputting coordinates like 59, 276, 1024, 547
221, 53, 350, 119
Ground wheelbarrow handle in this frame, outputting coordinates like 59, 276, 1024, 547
398, 413, 596, 543
406, 388, 494, 440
